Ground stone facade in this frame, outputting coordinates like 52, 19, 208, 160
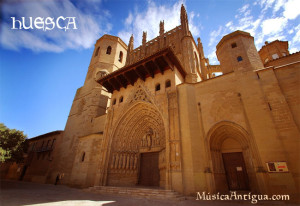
16, 4, 300, 202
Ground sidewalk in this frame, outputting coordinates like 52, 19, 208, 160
0, 180, 295, 206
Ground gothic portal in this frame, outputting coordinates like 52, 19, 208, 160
106, 101, 166, 187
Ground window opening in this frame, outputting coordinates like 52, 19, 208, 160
106, 46, 112, 54
119, 51, 123, 62
155, 84, 160, 91
165, 80, 171, 88
81, 152, 85, 162
94, 47, 100, 57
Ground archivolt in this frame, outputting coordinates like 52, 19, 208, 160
207, 121, 250, 150
111, 102, 165, 153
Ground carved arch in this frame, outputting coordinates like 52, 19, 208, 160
106, 102, 166, 186
206, 121, 260, 193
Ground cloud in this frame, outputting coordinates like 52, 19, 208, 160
117, 0, 201, 48
0, 0, 110, 52
261, 17, 288, 35
206, 0, 300, 64
292, 24, 300, 44
208, 26, 222, 47
283, 0, 300, 20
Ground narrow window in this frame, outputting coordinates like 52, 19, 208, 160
112, 99, 116, 105
231, 43, 237, 48
81, 152, 85, 162
119, 51, 123, 62
106, 46, 112, 55
165, 80, 171, 88
94, 46, 100, 57
119, 96, 123, 103
237, 56, 243, 62
155, 84, 161, 91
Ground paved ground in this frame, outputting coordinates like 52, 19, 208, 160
0, 180, 296, 206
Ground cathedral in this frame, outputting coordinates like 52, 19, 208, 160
10, 4, 300, 201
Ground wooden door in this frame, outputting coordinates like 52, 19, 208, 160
222, 152, 249, 190
139, 152, 159, 186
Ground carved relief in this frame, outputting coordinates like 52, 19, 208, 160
108, 102, 166, 181
110, 152, 139, 174
131, 87, 151, 103
170, 141, 181, 171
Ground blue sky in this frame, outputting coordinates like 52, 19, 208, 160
1, 0, 299, 138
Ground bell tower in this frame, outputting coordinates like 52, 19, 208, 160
54, 35, 128, 184
84, 35, 128, 90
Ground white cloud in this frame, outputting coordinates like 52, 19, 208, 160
205, 0, 300, 64
261, 17, 288, 35
273, 0, 286, 14
292, 24, 300, 44
208, 26, 222, 47
207, 50, 218, 64
118, 0, 182, 47
238, 4, 250, 13
189, 11, 200, 36
283, 0, 300, 20
117, 0, 200, 48
125, 12, 133, 25
289, 47, 298, 53
0, 0, 110, 52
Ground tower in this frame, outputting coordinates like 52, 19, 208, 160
258, 40, 289, 65
216, 30, 264, 74
54, 35, 128, 185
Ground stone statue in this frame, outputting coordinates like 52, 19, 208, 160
146, 128, 153, 149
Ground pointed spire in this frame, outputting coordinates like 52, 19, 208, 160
159, 20, 164, 36
197, 37, 204, 58
142, 31, 147, 45
128, 34, 134, 52
180, 4, 189, 36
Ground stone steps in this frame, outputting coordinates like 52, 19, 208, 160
86, 186, 185, 201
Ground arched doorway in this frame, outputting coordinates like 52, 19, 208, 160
221, 138, 249, 190
107, 102, 166, 188
208, 121, 257, 192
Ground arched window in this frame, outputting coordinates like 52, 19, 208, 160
119, 51, 123, 62
155, 83, 160, 91
237, 56, 243, 62
119, 96, 123, 103
81, 152, 85, 162
165, 80, 171, 88
106, 46, 112, 55
231, 42, 237, 48
112, 98, 116, 105
94, 46, 100, 57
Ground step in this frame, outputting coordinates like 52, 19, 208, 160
86, 186, 185, 201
